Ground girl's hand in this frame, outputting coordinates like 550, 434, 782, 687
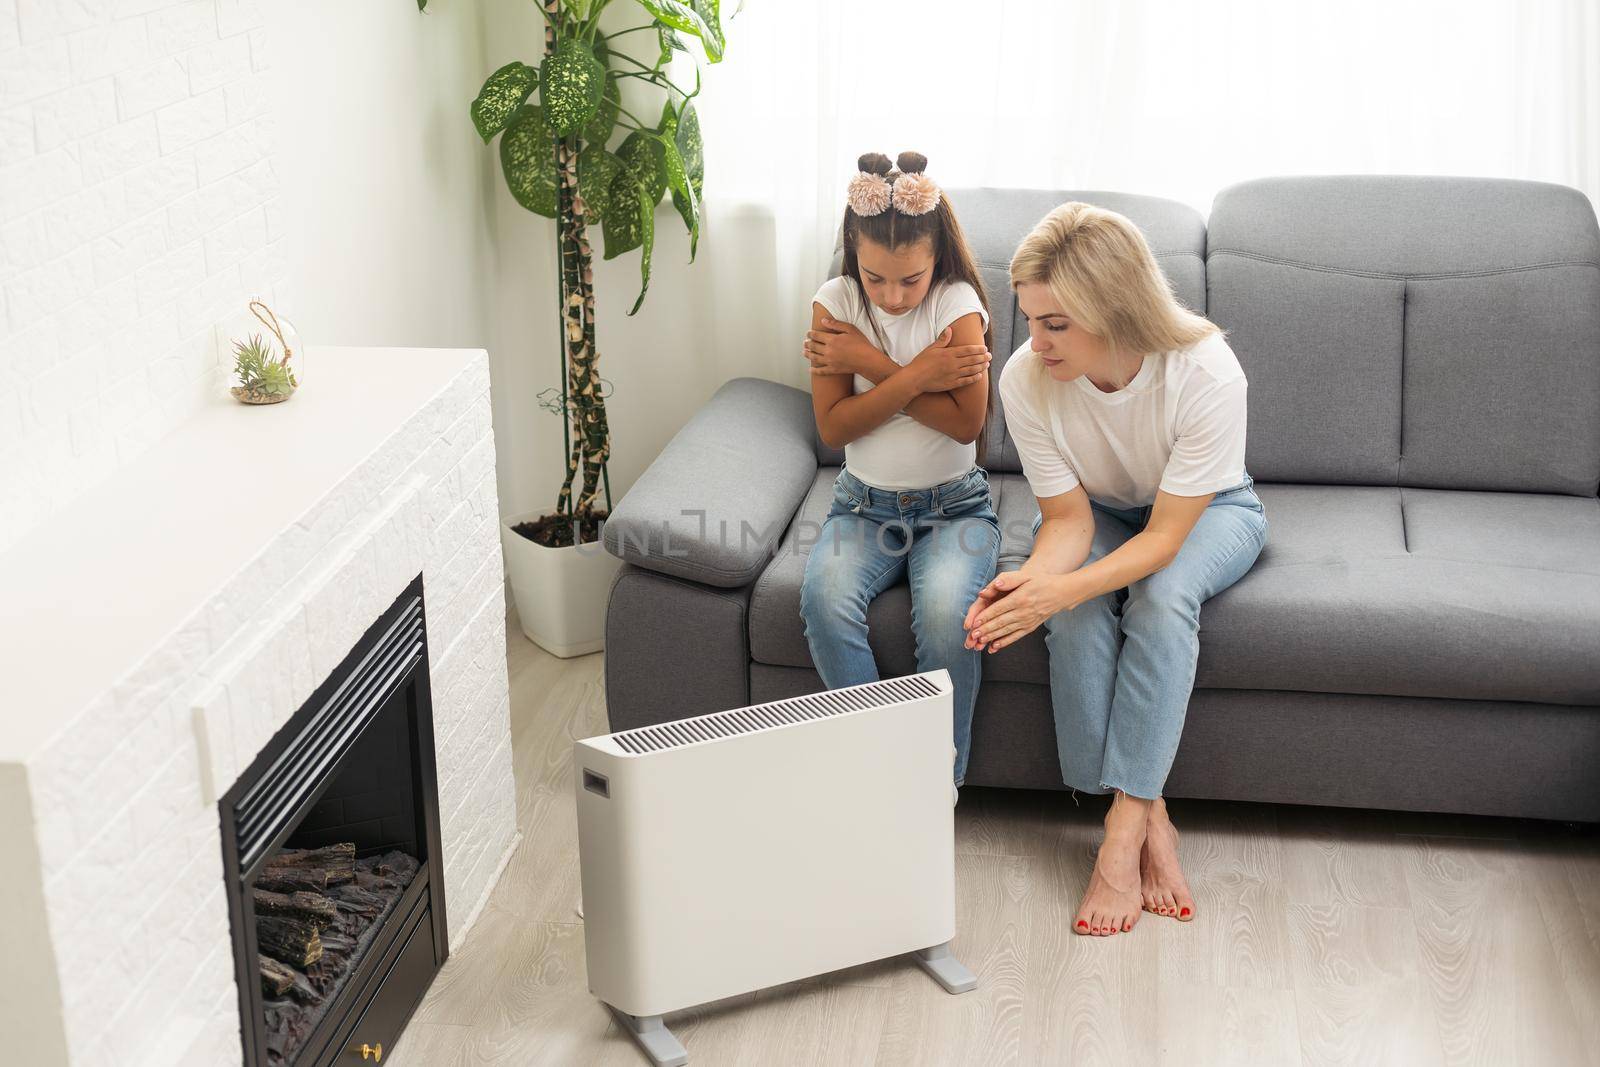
804, 318, 880, 377
912, 329, 991, 392
963, 571, 1070, 652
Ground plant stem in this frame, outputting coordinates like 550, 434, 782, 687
554, 191, 571, 486
580, 0, 613, 38
614, 102, 653, 129
601, 23, 655, 41
547, 0, 580, 523
614, 68, 694, 100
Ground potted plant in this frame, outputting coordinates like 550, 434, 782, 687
421, 0, 725, 657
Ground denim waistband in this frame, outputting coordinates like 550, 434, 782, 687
838, 465, 986, 509
1090, 473, 1259, 521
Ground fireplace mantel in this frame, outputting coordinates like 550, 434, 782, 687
1, 347, 481, 749
0, 347, 518, 1066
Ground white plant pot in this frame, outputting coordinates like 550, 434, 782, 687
501, 511, 623, 658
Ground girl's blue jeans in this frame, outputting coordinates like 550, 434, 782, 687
799, 466, 1000, 786
1041, 476, 1268, 799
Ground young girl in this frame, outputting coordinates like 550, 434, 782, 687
799, 151, 998, 792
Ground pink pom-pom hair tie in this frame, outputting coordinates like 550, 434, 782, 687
847, 171, 892, 217
891, 172, 941, 216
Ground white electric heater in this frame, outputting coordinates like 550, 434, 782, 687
573, 669, 974, 1066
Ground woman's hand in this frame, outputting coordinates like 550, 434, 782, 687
911, 328, 992, 393
963, 570, 1075, 652
804, 318, 883, 378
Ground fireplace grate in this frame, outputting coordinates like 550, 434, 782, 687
233, 597, 424, 874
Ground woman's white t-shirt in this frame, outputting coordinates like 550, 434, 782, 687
997, 331, 1248, 510
812, 275, 989, 492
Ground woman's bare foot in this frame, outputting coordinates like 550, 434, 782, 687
1073, 792, 1148, 937
1139, 797, 1195, 921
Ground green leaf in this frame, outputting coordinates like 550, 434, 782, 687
583, 75, 620, 148
629, 179, 656, 315
540, 38, 605, 137
672, 101, 703, 255
499, 105, 558, 218
656, 131, 699, 261
656, 24, 688, 68
470, 61, 539, 143
692, 0, 725, 61
634, 0, 724, 62
616, 129, 667, 207
417, 0, 427, 9
602, 171, 645, 259
561, 0, 592, 19
577, 145, 623, 222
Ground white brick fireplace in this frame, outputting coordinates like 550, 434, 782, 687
0, 346, 519, 1066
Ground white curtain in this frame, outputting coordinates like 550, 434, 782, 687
685, 0, 1600, 389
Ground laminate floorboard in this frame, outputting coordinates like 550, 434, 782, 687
384, 625, 1600, 1067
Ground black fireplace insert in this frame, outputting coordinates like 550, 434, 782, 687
221, 574, 448, 1067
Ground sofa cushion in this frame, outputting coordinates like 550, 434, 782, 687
1209, 176, 1600, 496
750, 473, 1600, 706
1199, 484, 1600, 705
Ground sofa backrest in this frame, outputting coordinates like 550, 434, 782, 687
815, 188, 1208, 474
1208, 176, 1600, 496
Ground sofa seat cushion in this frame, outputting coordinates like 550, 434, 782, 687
749, 472, 1600, 706
1199, 484, 1600, 705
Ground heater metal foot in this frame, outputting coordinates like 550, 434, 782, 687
914, 942, 977, 994
608, 1005, 688, 1067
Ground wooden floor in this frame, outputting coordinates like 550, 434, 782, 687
386, 623, 1600, 1067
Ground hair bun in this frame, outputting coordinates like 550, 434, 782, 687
857, 152, 893, 176
896, 151, 928, 175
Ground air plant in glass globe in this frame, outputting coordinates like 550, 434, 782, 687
230, 300, 302, 405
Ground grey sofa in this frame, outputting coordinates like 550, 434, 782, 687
602, 176, 1600, 823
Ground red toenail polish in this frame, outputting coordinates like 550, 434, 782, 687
1077, 920, 1088, 930
1180, 907, 1191, 917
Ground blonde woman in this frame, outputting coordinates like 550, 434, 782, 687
963, 203, 1267, 938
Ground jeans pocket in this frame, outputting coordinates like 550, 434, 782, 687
938, 487, 995, 521
937, 471, 990, 516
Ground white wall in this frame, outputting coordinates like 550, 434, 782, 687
262, 0, 494, 354
0, 0, 507, 555
1, 0, 797, 554
0, 0, 289, 555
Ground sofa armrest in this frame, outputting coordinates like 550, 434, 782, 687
603, 377, 819, 588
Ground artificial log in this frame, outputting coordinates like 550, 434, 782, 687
262, 843, 355, 886
259, 954, 297, 997
256, 915, 323, 969
253, 888, 337, 926
259, 850, 420, 1067
255, 868, 327, 894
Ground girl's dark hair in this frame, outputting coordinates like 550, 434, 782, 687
840, 151, 993, 453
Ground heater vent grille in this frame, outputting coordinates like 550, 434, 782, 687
612, 674, 943, 755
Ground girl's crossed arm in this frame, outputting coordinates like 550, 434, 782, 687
808, 305, 990, 447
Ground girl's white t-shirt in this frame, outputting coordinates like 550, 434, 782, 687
812, 275, 989, 491
997, 331, 1249, 510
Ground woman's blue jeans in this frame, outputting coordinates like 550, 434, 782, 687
1041, 477, 1268, 800
800, 466, 1000, 786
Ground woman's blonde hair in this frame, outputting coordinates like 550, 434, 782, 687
1009, 202, 1217, 386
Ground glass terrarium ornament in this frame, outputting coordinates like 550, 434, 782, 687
230, 300, 303, 405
